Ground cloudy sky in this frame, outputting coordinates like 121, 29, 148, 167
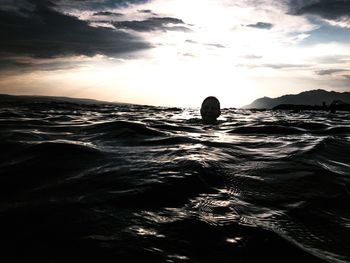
1, 0, 350, 107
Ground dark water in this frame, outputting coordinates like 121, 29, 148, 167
1, 100, 350, 263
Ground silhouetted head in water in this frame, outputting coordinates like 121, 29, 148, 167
200, 96, 221, 124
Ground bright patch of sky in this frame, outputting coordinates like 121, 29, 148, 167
1, 0, 350, 107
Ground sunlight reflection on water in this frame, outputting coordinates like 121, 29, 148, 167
1, 103, 350, 263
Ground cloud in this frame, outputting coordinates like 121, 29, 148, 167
262, 63, 306, 69
205, 43, 226, 48
0, 0, 151, 59
238, 63, 308, 69
179, 52, 196, 57
0, 57, 81, 75
185, 40, 197, 44
0, 0, 35, 13
245, 22, 273, 30
185, 39, 226, 48
92, 11, 123, 16
315, 69, 348, 75
243, 55, 263, 59
139, 9, 152, 13
312, 55, 350, 64
290, 0, 350, 28
113, 17, 192, 32
300, 24, 350, 45
55, 0, 151, 11
327, 75, 350, 88
293, 0, 350, 20
138, 9, 157, 15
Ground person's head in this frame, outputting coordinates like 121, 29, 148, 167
200, 96, 221, 123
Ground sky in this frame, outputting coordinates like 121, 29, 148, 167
1, 0, 350, 108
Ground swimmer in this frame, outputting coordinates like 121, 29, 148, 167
200, 96, 221, 124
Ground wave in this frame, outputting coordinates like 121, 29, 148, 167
83, 120, 166, 141
0, 102, 349, 263
229, 125, 306, 134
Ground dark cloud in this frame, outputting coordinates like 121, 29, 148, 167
93, 11, 123, 16
113, 17, 192, 32
0, 0, 35, 13
315, 69, 348, 75
292, 0, 350, 20
245, 22, 273, 30
138, 9, 157, 15
139, 9, 152, 13
0, 0, 151, 59
290, 1, 350, 45
55, 0, 151, 11
0, 58, 80, 75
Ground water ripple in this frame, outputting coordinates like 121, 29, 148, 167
0, 102, 349, 263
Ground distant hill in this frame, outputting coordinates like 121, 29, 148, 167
0, 94, 122, 105
242, 89, 350, 109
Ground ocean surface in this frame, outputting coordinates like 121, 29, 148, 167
0, 99, 350, 263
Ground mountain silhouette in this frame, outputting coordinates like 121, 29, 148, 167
0, 94, 124, 106
242, 89, 350, 109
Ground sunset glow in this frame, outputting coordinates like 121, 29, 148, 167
1, 0, 350, 107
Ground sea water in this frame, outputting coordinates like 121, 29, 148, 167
0, 100, 349, 263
